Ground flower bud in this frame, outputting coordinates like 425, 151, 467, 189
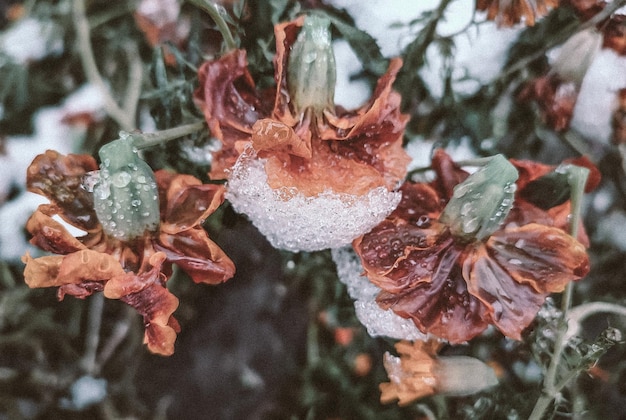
92, 135, 160, 240
441, 155, 519, 241
287, 15, 336, 114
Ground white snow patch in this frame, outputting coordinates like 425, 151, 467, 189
226, 149, 401, 252
331, 246, 427, 340
0, 192, 47, 261
570, 48, 626, 144
333, 39, 371, 109
0, 18, 64, 64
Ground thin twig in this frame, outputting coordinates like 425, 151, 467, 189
80, 293, 104, 375
72, 0, 135, 130
187, 0, 238, 51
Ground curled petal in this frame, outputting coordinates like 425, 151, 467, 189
464, 244, 547, 340
22, 253, 64, 289
431, 149, 470, 201
377, 246, 489, 343
194, 49, 272, 179
26, 150, 100, 231
477, 0, 558, 27
487, 224, 589, 293
156, 228, 235, 284
156, 170, 225, 234
26, 206, 87, 254
252, 119, 312, 159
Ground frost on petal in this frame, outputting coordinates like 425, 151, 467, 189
487, 224, 589, 293
156, 228, 235, 284
376, 246, 489, 344
464, 244, 547, 340
226, 152, 402, 251
26, 150, 100, 231
156, 170, 225, 234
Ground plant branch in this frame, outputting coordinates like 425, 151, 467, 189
129, 120, 207, 149
187, 0, 237, 51
73, 0, 135, 130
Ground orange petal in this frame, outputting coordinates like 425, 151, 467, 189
252, 119, 312, 159
26, 206, 87, 254
22, 253, 64, 288
156, 170, 225, 234
487, 224, 589, 294
57, 249, 126, 284
464, 244, 547, 340
156, 228, 235, 284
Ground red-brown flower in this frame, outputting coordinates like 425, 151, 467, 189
22, 149, 235, 356
194, 15, 410, 197
353, 149, 596, 343
476, 0, 560, 26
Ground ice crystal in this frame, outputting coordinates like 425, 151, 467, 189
331, 246, 426, 340
227, 152, 401, 252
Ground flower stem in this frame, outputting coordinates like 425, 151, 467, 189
187, 0, 237, 51
72, 0, 137, 130
529, 165, 589, 420
129, 120, 207, 149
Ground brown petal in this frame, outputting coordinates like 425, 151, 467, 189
487, 224, 589, 294
26, 150, 100, 231
194, 49, 272, 179
251, 119, 312, 159
156, 228, 235, 284
156, 170, 225, 234
464, 244, 547, 340
26, 206, 88, 254
57, 249, 126, 284
431, 149, 470, 201
376, 245, 489, 343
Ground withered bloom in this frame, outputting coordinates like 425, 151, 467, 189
194, 15, 410, 251
194, 14, 409, 195
476, 0, 559, 27
353, 149, 597, 343
22, 143, 235, 356
380, 340, 498, 406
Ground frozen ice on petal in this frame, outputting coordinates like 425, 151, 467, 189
226, 152, 401, 252
331, 247, 427, 341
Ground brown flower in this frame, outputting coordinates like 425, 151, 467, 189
476, 0, 560, 26
22, 150, 235, 355
194, 15, 410, 197
380, 340, 498, 406
353, 150, 595, 343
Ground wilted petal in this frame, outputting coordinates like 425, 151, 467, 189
476, 0, 558, 27
194, 49, 272, 179
22, 253, 64, 288
464, 244, 547, 340
487, 224, 589, 293
26, 206, 87, 254
26, 150, 100, 231
252, 119, 312, 159
156, 170, 225, 234
377, 245, 489, 343
156, 228, 235, 284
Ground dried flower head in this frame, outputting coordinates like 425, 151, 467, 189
353, 149, 596, 343
22, 145, 235, 355
194, 15, 410, 251
476, 0, 560, 27
380, 340, 498, 406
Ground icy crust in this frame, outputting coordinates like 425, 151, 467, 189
331, 246, 426, 341
225, 152, 402, 252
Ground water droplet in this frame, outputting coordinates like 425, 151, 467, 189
131, 199, 141, 207
111, 171, 132, 188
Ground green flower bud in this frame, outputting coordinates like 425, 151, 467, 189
440, 155, 519, 241
93, 134, 160, 241
287, 15, 336, 114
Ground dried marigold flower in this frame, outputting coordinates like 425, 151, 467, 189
476, 0, 560, 27
380, 340, 498, 406
22, 145, 235, 356
353, 149, 596, 343
194, 15, 410, 251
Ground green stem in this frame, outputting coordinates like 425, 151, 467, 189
187, 0, 237, 51
129, 120, 207, 149
529, 165, 589, 420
